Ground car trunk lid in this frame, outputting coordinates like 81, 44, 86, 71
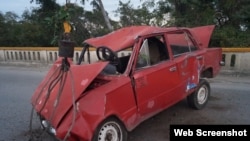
188, 25, 215, 49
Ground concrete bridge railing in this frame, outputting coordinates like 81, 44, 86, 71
221, 48, 250, 74
1, 47, 250, 74
0, 47, 85, 66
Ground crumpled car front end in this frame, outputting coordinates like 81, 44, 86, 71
30, 57, 110, 141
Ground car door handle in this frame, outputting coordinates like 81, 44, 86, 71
169, 66, 177, 72
196, 56, 203, 60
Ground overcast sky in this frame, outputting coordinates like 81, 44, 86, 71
0, 0, 141, 20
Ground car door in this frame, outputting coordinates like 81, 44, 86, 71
167, 30, 201, 95
132, 35, 180, 118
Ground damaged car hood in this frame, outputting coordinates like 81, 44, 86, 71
31, 60, 108, 127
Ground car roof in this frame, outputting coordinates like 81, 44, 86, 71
83, 25, 177, 51
83, 25, 215, 51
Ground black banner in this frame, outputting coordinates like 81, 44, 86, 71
170, 125, 250, 141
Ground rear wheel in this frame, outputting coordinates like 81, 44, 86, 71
92, 118, 127, 141
187, 79, 210, 110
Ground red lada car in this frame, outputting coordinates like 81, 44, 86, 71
31, 25, 223, 141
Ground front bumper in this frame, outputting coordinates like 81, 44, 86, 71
38, 112, 94, 141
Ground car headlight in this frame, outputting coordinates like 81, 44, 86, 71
41, 120, 57, 135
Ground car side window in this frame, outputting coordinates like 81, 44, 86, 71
136, 35, 169, 68
168, 32, 198, 57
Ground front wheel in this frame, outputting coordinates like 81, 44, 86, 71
187, 79, 210, 110
92, 118, 128, 141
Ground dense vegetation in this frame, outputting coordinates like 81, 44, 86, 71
0, 0, 249, 47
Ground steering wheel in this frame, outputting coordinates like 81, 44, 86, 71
96, 46, 122, 73
96, 46, 117, 62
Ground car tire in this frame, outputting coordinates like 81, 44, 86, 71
92, 118, 128, 141
187, 79, 210, 110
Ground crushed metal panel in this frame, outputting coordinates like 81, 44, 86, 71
84, 26, 175, 51
31, 60, 108, 127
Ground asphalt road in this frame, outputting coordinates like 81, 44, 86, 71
0, 65, 250, 141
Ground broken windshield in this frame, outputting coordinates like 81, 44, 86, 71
78, 45, 133, 75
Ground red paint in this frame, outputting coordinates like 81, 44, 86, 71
31, 25, 222, 141
85, 26, 175, 51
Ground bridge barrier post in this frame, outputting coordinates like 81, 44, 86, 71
222, 48, 250, 75
0, 50, 5, 61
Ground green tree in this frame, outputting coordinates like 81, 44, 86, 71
31, 0, 115, 45
1, 0, 249, 47
80, 0, 113, 31
211, 0, 250, 46
141, 0, 250, 47
115, 0, 155, 26
30, 0, 61, 46
0, 12, 20, 46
